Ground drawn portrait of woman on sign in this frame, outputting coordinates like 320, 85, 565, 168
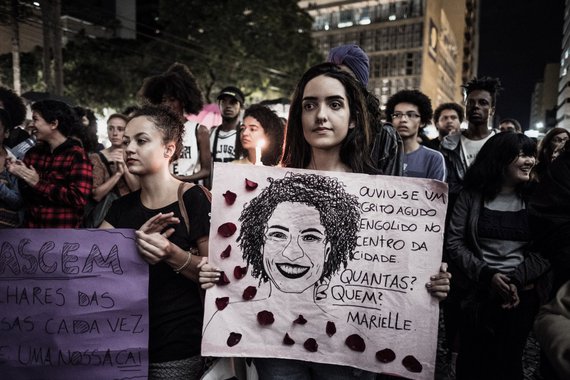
201, 172, 368, 358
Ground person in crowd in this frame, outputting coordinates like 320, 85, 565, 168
73, 106, 104, 153
532, 127, 570, 182
82, 113, 140, 227
233, 104, 284, 166
0, 85, 29, 148
424, 102, 463, 151
0, 108, 23, 227
210, 86, 244, 163
123, 105, 141, 117
529, 144, 570, 288
534, 278, 570, 380
441, 77, 501, 202
446, 132, 549, 379
7, 99, 92, 228
439, 78, 501, 375
499, 118, 522, 133
385, 89, 446, 181
100, 106, 211, 379
328, 44, 403, 176
139, 63, 211, 183
200, 62, 451, 379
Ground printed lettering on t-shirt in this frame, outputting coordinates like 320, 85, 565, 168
180, 146, 192, 159
216, 144, 235, 156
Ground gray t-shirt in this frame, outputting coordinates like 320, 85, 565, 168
403, 145, 446, 181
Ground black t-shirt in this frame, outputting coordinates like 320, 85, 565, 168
105, 186, 210, 363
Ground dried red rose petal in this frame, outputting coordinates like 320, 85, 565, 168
227, 332, 242, 347
220, 245, 231, 259
402, 355, 423, 373
215, 297, 229, 310
245, 178, 258, 190
233, 265, 247, 279
345, 334, 366, 352
283, 333, 295, 345
218, 271, 230, 286
326, 321, 336, 337
242, 286, 257, 300
303, 338, 318, 352
257, 310, 275, 325
293, 315, 307, 325
223, 191, 237, 205
218, 222, 237, 237
376, 348, 396, 363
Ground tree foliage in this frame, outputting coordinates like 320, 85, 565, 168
0, 0, 322, 110
152, 0, 322, 101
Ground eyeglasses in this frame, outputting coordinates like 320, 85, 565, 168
392, 112, 421, 120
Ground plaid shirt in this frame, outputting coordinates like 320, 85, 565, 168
22, 139, 93, 228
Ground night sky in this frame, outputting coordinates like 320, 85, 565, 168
477, 0, 565, 129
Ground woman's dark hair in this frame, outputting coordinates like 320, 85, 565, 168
238, 173, 360, 285
129, 105, 184, 162
73, 106, 100, 153
236, 104, 284, 166
533, 127, 570, 181
463, 132, 537, 199
31, 100, 78, 137
385, 89, 433, 126
281, 62, 376, 174
0, 86, 26, 128
138, 63, 204, 115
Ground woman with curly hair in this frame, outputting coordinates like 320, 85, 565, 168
446, 132, 549, 379
139, 63, 211, 183
100, 106, 211, 379
233, 104, 284, 166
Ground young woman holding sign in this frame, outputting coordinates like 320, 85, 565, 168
200, 63, 451, 379
100, 106, 211, 379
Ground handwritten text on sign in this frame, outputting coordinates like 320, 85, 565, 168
0, 229, 149, 380
202, 164, 448, 379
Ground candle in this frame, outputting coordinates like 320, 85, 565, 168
255, 139, 265, 166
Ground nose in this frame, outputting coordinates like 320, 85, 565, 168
281, 235, 305, 261
316, 104, 327, 123
125, 139, 136, 154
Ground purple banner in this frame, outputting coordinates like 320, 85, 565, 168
0, 229, 149, 380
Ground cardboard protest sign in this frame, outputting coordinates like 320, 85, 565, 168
202, 163, 448, 379
0, 229, 149, 380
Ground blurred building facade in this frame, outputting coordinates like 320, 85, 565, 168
557, 0, 570, 129
299, 0, 479, 110
530, 63, 560, 131
0, 1, 137, 55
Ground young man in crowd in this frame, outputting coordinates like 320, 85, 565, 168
385, 89, 446, 181
441, 77, 501, 201
424, 102, 464, 151
210, 86, 244, 163
499, 118, 522, 133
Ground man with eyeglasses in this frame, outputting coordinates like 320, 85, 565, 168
385, 89, 446, 181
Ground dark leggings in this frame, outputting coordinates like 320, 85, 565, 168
456, 289, 538, 380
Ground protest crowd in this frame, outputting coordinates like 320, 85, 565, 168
2, 44, 570, 380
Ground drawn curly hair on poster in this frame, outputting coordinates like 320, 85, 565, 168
237, 172, 360, 285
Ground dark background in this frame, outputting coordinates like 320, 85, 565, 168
478, 0, 565, 129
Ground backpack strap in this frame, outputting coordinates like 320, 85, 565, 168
177, 182, 212, 235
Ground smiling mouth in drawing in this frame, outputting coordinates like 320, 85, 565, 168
276, 263, 310, 279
